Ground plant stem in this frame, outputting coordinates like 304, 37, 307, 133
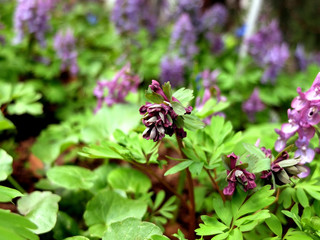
8, 176, 26, 193
205, 169, 226, 202
176, 136, 196, 240
131, 161, 186, 205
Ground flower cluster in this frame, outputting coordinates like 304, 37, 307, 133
242, 88, 265, 122
94, 64, 140, 113
261, 150, 307, 186
160, 55, 186, 87
170, 13, 198, 60
139, 80, 192, 142
14, 0, 56, 47
54, 28, 78, 76
247, 21, 289, 84
223, 153, 256, 196
196, 70, 227, 124
111, 0, 163, 35
176, 0, 202, 28
201, 3, 228, 32
275, 72, 320, 164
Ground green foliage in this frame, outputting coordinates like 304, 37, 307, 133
196, 186, 275, 239
172, 88, 194, 106
84, 189, 148, 238
0, 149, 13, 181
107, 167, 151, 194
0, 186, 23, 203
47, 166, 95, 190
102, 217, 168, 240
17, 191, 61, 234
0, 209, 39, 240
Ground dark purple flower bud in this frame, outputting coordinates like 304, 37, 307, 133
223, 153, 256, 196
160, 55, 186, 87
13, 0, 56, 47
54, 28, 78, 76
242, 88, 265, 122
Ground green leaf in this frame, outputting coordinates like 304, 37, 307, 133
212, 194, 232, 226
84, 189, 148, 238
17, 191, 61, 234
47, 166, 95, 190
172, 88, 194, 106
228, 228, 243, 240
282, 211, 302, 230
53, 211, 80, 240
171, 101, 186, 115
0, 149, 13, 181
64, 237, 89, 240
107, 167, 151, 194
102, 218, 164, 240
164, 160, 193, 176
235, 185, 275, 219
265, 214, 282, 236
0, 113, 15, 131
283, 228, 313, 240
7, 102, 43, 115
196, 216, 228, 236
296, 188, 309, 208
146, 88, 165, 104
0, 209, 39, 240
0, 186, 23, 202
162, 82, 172, 101
183, 114, 205, 130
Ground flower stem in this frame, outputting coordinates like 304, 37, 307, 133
205, 169, 226, 202
176, 136, 196, 240
8, 176, 26, 193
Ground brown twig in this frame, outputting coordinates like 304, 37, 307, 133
205, 169, 226, 202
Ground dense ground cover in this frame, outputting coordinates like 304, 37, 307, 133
1, 0, 320, 240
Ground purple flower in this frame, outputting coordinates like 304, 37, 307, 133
295, 44, 308, 71
13, 0, 56, 47
275, 72, 320, 163
223, 153, 256, 196
201, 3, 228, 32
171, 13, 198, 60
205, 32, 224, 54
242, 88, 265, 122
261, 151, 308, 185
160, 55, 186, 87
247, 21, 289, 83
140, 80, 192, 142
54, 28, 78, 76
94, 63, 140, 113
176, 0, 202, 28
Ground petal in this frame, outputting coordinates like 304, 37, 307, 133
223, 181, 236, 196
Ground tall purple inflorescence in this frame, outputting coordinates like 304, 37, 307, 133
247, 21, 289, 84
14, 0, 56, 47
111, 0, 164, 35
54, 28, 79, 76
275, 72, 320, 164
176, 0, 202, 28
242, 88, 265, 122
171, 13, 198, 60
160, 55, 186, 87
94, 63, 140, 113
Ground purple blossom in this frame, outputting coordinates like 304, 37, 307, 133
196, 70, 226, 124
275, 72, 320, 163
201, 3, 228, 32
295, 44, 308, 71
13, 0, 56, 47
160, 55, 186, 87
223, 153, 256, 196
140, 80, 192, 142
54, 28, 78, 76
94, 63, 140, 113
176, 0, 202, 28
261, 151, 308, 185
111, 0, 164, 35
242, 88, 265, 122
171, 13, 198, 60
247, 21, 289, 83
